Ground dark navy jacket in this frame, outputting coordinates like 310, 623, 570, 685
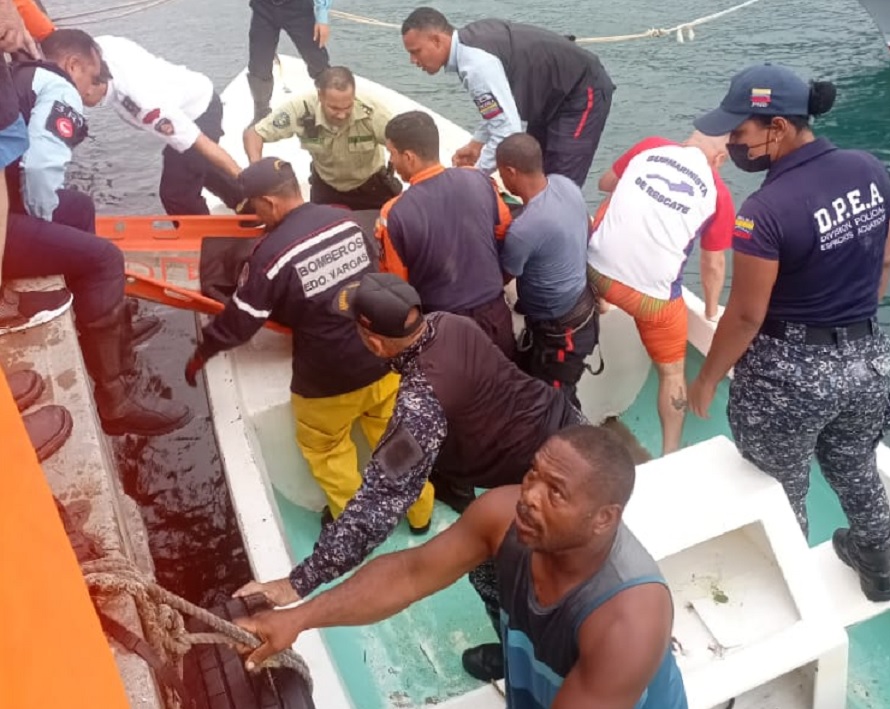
199, 203, 388, 397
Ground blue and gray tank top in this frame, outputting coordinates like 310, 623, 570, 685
496, 522, 688, 709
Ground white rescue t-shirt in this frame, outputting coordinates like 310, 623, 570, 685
96, 35, 214, 153
588, 136, 734, 301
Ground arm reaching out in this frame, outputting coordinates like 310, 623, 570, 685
193, 132, 241, 178
235, 486, 519, 670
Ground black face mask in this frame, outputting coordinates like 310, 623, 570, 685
727, 130, 773, 173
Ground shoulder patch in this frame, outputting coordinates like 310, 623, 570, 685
376, 424, 425, 479
733, 215, 754, 240
45, 101, 87, 148
143, 108, 160, 125
155, 118, 175, 136
473, 92, 503, 120
272, 111, 291, 129
121, 95, 141, 118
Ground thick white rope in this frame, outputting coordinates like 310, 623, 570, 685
573, 0, 764, 44
328, 0, 765, 44
55, 0, 763, 42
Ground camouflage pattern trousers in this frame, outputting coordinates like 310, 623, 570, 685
728, 322, 890, 550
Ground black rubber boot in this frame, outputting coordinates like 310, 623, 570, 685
120, 310, 161, 377
461, 643, 504, 682
8, 369, 45, 412
462, 601, 504, 681
247, 72, 274, 124
833, 528, 890, 602
126, 297, 162, 347
432, 477, 477, 514
79, 303, 192, 437
132, 316, 162, 346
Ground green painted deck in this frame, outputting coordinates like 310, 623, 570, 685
275, 345, 890, 708
275, 494, 493, 708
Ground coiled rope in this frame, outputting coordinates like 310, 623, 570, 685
55, 0, 764, 43
84, 555, 312, 708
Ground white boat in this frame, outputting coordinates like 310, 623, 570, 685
194, 55, 890, 709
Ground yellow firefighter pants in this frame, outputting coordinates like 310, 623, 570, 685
291, 372, 435, 528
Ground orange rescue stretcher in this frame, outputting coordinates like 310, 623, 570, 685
95, 214, 290, 335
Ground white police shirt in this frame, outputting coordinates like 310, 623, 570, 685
96, 35, 213, 153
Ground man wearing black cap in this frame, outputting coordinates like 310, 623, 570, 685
234, 271, 588, 682
185, 158, 434, 532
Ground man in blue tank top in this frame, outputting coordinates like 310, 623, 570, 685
235, 425, 688, 709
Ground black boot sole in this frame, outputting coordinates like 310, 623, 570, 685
100, 407, 193, 437
35, 408, 74, 462
409, 521, 432, 536
14, 374, 45, 412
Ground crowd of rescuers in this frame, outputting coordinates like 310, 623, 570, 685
9, 1, 890, 707
0, 2, 698, 706
0, 3, 613, 457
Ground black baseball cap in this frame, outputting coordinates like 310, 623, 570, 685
333, 273, 423, 337
694, 63, 811, 136
238, 157, 297, 199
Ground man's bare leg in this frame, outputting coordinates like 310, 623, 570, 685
654, 360, 686, 456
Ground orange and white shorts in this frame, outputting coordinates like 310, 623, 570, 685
589, 268, 687, 364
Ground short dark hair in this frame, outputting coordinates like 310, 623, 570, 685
553, 425, 636, 507
41, 29, 101, 65
384, 111, 439, 161
401, 7, 454, 35
495, 133, 543, 174
316, 66, 355, 93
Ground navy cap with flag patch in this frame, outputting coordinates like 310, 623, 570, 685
333, 273, 423, 338
694, 63, 811, 136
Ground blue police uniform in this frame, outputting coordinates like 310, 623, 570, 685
2, 58, 191, 437
246, 0, 331, 122
446, 20, 615, 187
728, 138, 890, 551
4, 60, 123, 325
695, 64, 890, 601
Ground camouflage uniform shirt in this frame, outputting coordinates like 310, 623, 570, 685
288, 318, 448, 596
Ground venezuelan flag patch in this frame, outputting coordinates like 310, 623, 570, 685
474, 92, 504, 120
